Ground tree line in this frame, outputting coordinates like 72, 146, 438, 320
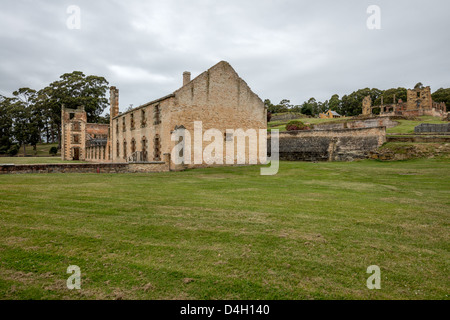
265, 83, 450, 118
2, 75, 449, 157
0, 71, 109, 156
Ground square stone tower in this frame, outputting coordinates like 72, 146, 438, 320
61, 106, 87, 161
406, 86, 433, 110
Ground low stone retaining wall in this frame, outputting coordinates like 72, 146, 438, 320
387, 136, 450, 143
269, 127, 386, 162
0, 162, 169, 174
415, 123, 450, 133
313, 117, 398, 131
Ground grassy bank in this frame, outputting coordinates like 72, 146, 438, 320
387, 116, 447, 134
16, 143, 60, 157
0, 159, 449, 300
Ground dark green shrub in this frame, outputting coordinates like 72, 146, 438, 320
286, 120, 311, 131
49, 146, 58, 156
8, 145, 19, 157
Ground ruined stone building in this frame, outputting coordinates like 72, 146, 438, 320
362, 85, 447, 117
61, 106, 109, 161
61, 61, 267, 170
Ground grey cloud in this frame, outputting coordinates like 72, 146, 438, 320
0, 0, 449, 111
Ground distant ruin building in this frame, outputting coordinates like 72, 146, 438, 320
61, 61, 267, 169
362, 85, 447, 117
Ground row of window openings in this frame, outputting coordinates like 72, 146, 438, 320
117, 136, 161, 161
86, 146, 108, 160
117, 106, 161, 133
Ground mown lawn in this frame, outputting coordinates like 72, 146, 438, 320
0, 159, 449, 300
387, 116, 448, 134
16, 143, 60, 157
269, 117, 352, 132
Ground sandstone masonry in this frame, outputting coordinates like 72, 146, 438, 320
61, 61, 267, 171
269, 127, 386, 162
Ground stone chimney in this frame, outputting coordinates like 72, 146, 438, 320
183, 71, 191, 86
110, 86, 119, 119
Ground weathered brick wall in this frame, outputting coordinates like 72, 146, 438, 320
269, 127, 386, 162
86, 123, 109, 137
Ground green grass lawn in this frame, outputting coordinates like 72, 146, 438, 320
387, 116, 448, 134
0, 159, 449, 300
0, 157, 86, 165
269, 117, 352, 132
17, 143, 60, 157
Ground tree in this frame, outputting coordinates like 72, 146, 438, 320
264, 99, 274, 112
0, 95, 14, 155
264, 98, 290, 114
301, 103, 313, 116
37, 71, 109, 147
374, 87, 407, 105
301, 98, 319, 116
340, 88, 382, 116
414, 82, 424, 90
97, 113, 110, 124
12, 88, 42, 155
328, 94, 341, 113
279, 99, 293, 110
432, 88, 450, 108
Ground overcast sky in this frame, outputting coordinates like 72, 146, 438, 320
0, 0, 449, 112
